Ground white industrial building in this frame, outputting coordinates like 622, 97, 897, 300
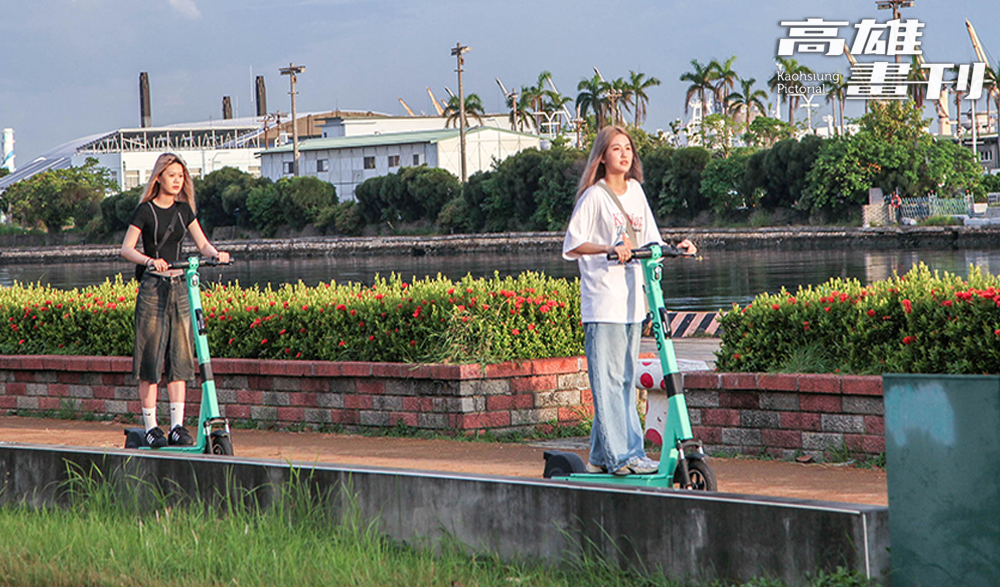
260, 124, 540, 199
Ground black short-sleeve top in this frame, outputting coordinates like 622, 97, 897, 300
129, 200, 197, 263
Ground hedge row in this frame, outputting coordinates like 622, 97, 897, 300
1, 273, 583, 365
717, 263, 1000, 375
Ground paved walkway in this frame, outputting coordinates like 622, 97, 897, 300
643, 336, 721, 370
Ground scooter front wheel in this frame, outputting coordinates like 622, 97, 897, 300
209, 431, 234, 456
675, 459, 717, 491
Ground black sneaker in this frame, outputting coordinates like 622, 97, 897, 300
145, 427, 167, 449
168, 425, 194, 446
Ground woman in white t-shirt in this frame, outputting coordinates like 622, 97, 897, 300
562, 126, 696, 476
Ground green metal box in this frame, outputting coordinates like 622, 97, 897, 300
883, 374, 1000, 587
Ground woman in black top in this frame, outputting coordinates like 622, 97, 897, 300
120, 153, 230, 448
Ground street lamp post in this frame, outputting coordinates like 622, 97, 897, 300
876, 0, 915, 63
451, 42, 470, 182
279, 63, 306, 176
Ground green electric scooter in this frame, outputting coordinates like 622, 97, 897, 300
124, 256, 234, 456
543, 244, 716, 490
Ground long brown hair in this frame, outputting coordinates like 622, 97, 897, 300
575, 125, 644, 199
141, 153, 197, 213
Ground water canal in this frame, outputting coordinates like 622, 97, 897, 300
3, 247, 999, 311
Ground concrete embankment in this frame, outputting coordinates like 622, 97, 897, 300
4, 225, 1000, 265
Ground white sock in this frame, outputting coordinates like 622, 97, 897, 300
170, 402, 184, 430
142, 407, 157, 431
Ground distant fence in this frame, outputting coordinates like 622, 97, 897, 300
899, 195, 973, 221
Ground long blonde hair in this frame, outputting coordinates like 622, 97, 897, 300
141, 153, 197, 214
576, 126, 644, 199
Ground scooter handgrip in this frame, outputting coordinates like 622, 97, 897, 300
607, 249, 652, 261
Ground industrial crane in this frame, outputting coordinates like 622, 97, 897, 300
425, 87, 445, 116
965, 19, 995, 134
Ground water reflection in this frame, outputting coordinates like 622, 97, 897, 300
3, 248, 998, 311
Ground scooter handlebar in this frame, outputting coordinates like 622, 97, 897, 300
606, 244, 694, 261
167, 256, 233, 270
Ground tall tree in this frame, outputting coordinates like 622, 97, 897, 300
768, 57, 814, 125
443, 94, 485, 128
711, 56, 739, 114
628, 70, 661, 126
680, 59, 717, 118
822, 73, 849, 136
576, 74, 608, 129
727, 76, 767, 127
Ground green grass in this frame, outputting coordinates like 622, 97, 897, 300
0, 463, 876, 587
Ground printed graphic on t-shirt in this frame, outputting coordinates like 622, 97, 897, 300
611, 211, 644, 237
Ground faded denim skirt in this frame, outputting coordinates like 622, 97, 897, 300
132, 272, 196, 383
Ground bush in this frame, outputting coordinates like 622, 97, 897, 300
246, 183, 284, 237
717, 263, 1000, 375
278, 176, 338, 230
0, 273, 583, 365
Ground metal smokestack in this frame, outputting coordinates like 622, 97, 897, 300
1, 128, 14, 172
139, 72, 152, 128
255, 76, 267, 117
222, 96, 233, 120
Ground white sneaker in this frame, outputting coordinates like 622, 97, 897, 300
614, 457, 659, 476
585, 462, 607, 473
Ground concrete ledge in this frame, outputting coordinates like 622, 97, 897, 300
0, 444, 889, 586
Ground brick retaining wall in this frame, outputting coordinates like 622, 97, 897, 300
0, 355, 886, 458
0, 355, 593, 433
682, 372, 884, 460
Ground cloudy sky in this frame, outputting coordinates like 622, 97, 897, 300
1, 0, 998, 164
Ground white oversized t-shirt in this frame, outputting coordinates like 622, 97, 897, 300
562, 179, 661, 324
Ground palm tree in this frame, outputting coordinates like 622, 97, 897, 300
906, 56, 927, 110
822, 73, 848, 136
504, 87, 534, 132
609, 77, 632, 127
711, 56, 739, 114
727, 76, 767, 126
768, 57, 814, 125
577, 74, 608, 128
628, 70, 661, 126
444, 93, 485, 128
680, 59, 717, 118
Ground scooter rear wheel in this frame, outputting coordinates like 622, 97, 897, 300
676, 459, 717, 491
209, 432, 234, 456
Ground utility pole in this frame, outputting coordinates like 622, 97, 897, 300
875, 0, 915, 63
279, 63, 306, 176
451, 42, 470, 182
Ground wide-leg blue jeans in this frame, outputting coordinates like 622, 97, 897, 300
584, 322, 646, 472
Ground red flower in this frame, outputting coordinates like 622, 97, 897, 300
300, 328, 306, 334
228, 338, 235, 345
733, 353, 741, 360
278, 329, 286, 335
867, 309, 876, 317
18, 339, 24, 345
302, 304, 310, 311
824, 306, 831, 313
261, 339, 268, 345
771, 304, 780, 311
295, 352, 302, 358
339, 340, 346, 347
336, 304, 346, 311
350, 309, 356, 316
512, 328, 520, 335
410, 340, 416, 346
902, 299, 912, 314
943, 300, 953, 307
994, 329, 1000, 336
902, 336, 915, 345
369, 335, 375, 341
447, 288, 455, 295
528, 324, 536, 331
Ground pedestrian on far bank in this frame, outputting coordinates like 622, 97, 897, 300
562, 126, 696, 476
120, 153, 230, 448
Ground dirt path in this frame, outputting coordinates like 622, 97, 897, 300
0, 416, 887, 506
